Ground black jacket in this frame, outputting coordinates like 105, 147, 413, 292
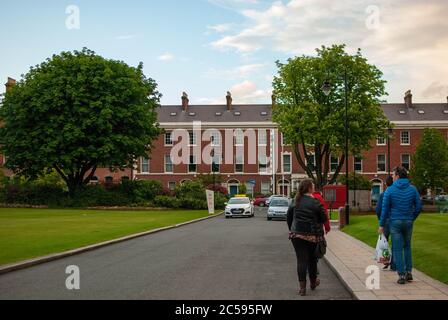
287, 195, 327, 236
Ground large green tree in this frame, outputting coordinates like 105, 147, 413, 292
273, 44, 390, 190
410, 128, 448, 199
0, 48, 162, 195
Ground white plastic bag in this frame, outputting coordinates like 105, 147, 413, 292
375, 234, 391, 264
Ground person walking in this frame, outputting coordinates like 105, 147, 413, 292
379, 166, 422, 284
375, 175, 395, 270
287, 179, 327, 296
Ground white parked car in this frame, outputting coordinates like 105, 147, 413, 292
267, 197, 291, 221
225, 197, 254, 218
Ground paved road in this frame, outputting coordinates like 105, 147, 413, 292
0, 208, 351, 300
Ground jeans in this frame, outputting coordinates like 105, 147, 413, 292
383, 219, 396, 270
390, 219, 414, 276
291, 238, 318, 282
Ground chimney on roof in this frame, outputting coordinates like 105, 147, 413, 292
181, 92, 189, 112
5, 77, 16, 92
226, 91, 232, 111
404, 90, 413, 109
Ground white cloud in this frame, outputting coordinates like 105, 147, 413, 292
209, 0, 448, 102
203, 63, 266, 79
157, 53, 175, 61
195, 80, 270, 104
207, 23, 234, 33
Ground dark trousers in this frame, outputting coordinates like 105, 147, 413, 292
291, 238, 318, 282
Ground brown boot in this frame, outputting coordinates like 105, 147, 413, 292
310, 278, 320, 290
298, 281, 307, 296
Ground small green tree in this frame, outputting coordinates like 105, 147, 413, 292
238, 183, 247, 195
0, 48, 162, 195
410, 128, 448, 201
273, 44, 390, 190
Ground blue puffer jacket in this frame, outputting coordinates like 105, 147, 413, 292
380, 179, 422, 227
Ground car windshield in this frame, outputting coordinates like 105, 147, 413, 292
228, 198, 250, 204
270, 199, 289, 207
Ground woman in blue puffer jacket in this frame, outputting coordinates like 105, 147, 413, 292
379, 166, 422, 285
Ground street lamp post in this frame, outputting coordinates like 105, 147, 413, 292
322, 67, 350, 225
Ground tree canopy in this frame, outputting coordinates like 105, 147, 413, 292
410, 128, 448, 196
272, 44, 390, 190
0, 48, 162, 194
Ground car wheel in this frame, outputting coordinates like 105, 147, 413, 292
260, 203, 265, 207
226, 216, 230, 219
267, 217, 272, 221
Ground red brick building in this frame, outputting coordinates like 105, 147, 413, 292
134, 91, 448, 200
2, 78, 448, 198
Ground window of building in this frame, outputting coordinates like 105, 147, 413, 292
141, 157, 150, 173
401, 154, 411, 171
283, 153, 292, 173
330, 155, 339, 172
259, 154, 268, 173
258, 130, 267, 146
261, 181, 271, 195
246, 182, 254, 196
377, 137, 386, 145
377, 154, 386, 173
189, 132, 197, 146
188, 155, 197, 173
211, 131, 221, 146
306, 153, 316, 171
105, 176, 113, 183
235, 154, 244, 173
212, 152, 221, 173
401, 131, 410, 145
235, 131, 244, 146
168, 182, 176, 191
354, 157, 363, 172
165, 155, 173, 173
165, 132, 173, 146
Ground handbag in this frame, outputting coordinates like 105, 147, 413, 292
315, 238, 327, 259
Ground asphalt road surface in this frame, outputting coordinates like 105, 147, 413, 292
0, 207, 352, 300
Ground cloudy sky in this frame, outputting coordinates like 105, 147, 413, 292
1, 0, 447, 104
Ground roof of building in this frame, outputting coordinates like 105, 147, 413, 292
381, 103, 448, 122
157, 103, 448, 124
157, 104, 272, 123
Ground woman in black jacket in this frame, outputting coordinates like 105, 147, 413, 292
287, 179, 327, 296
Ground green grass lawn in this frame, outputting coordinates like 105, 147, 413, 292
0, 208, 209, 266
343, 214, 448, 284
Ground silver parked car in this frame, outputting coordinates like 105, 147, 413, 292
267, 197, 291, 221
265, 195, 283, 206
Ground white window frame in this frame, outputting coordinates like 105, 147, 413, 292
168, 181, 176, 191
330, 155, 339, 173
188, 131, 197, 146
140, 157, 150, 173
377, 154, 386, 173
401, 154, 411, 171
282, 153, 292, 173
211, 131, 221, 147
258, 154, 268, 173
401, 131, 410, 145
258, 130, 267, 146
234, 131, 244, 146
165, 132, 173, 146
354, 157, 363, 173
235, 154, 244, 173
211, 152, 221, 173
165, 155, 173, 173
188, 155, 197, 173
377, 137, 386, 146
261, 181, 271, 195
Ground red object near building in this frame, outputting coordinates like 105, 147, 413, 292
323, 185, 347, 211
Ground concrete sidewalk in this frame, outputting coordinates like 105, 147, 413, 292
324, 228, 448, 300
